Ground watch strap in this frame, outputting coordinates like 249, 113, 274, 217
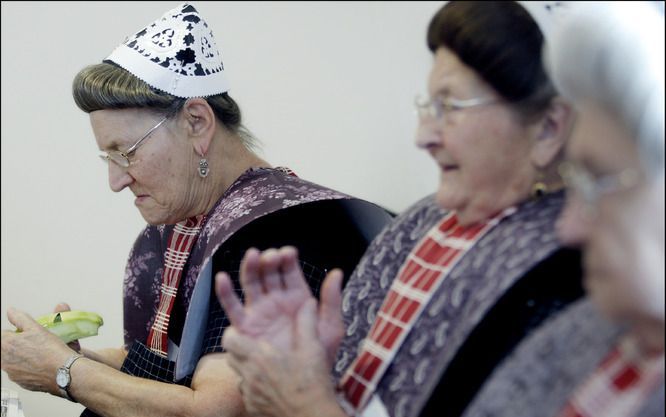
58, 354, 84, 402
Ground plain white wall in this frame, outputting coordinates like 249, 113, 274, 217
1, 1, 442, 415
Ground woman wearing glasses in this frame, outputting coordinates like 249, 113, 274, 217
215, 2, 583, 417
460, 3, 664, 417
551, 2, 664, 416
0, 3, 391, 417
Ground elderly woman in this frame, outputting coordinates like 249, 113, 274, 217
0, 3, 391, 417
215, 2, 582, 417
459, 3, 664, 417
551, 2, 664, 416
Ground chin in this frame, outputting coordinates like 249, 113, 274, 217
138, 210, 168, 226
585, 275, 623, 321
435, 187, 461, 211
142, 216, 165, 226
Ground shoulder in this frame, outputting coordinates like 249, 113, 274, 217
382, 194, 446, 238
230, 167, 353, 202
463, 298, 622, 417
349, 194, 445, 274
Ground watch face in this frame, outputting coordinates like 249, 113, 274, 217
56, 368, 70, 388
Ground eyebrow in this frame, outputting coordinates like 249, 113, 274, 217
99, 141, 124, 153
431, 86, 452, 98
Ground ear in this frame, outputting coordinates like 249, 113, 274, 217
181, 98, 216, 157
530, 97, 575, 168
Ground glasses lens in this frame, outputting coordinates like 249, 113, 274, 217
414, 95, 437, 120
107, 151, 130, 168
560, 162, 597, 204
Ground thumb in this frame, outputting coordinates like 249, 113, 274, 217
7, 308, 40, 332
319, 269, 343, 325
54, 303, 72, 313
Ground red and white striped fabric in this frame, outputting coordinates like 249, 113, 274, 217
147, 215, 205, 357
338, 208, 514, 413
557, 335, 665, 417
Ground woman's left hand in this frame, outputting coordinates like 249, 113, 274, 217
1, 307, 76, 395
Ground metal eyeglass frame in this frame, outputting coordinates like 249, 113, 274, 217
99, 115, 170, 168
558, 160, 641, 211
414, 94, 498, 120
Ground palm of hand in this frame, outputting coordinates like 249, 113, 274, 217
239, 286, 313, 352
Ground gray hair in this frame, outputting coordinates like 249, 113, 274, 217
545, 1, 664, 175
72, 62, 259, 152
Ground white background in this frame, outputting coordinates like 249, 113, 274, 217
1, 1, 441, 415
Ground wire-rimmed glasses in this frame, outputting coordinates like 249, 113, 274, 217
414, 94, 498, 121
558, 160, 641, 212
99, 115, 170, 168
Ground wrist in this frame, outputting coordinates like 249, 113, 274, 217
56, 353, 85, 402
293, 385, 341, 417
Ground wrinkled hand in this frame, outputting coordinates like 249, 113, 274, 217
1, 307, 76, 394
215, 246, 344, 364
223, 299, 339, 417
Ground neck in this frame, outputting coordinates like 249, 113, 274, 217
199, 140, 271, 216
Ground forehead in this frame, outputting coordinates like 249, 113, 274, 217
428, 47, 493, 96
90, 108, 158, 149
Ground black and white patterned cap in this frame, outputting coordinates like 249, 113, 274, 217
105, 3, 229, 98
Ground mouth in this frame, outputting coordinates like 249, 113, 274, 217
134, 195, 149, 205
440, 164, 458, 172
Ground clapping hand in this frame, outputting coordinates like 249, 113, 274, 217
215, 246, 345, 417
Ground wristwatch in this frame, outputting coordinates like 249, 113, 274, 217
56, 354, 84, 402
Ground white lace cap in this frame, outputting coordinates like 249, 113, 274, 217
105, 3, 229, 98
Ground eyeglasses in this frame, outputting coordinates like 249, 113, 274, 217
99, 115, 170, 168
558, 161, 641, 210
414, 94, 497, 121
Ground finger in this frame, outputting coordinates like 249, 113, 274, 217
318, 270, 345, 363
278, 246, 311, 293
239, 248, 264, 304
54, 303, 71, 313
68, 340, 82, 353
215, 272, 245, 326
6, 308, 40, 332
259, 248, 282, 292
319, 269, 343, 323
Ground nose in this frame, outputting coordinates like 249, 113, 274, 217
108, 162, 134, 192
556, 193, 590, 247
414, 118, 442, 150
